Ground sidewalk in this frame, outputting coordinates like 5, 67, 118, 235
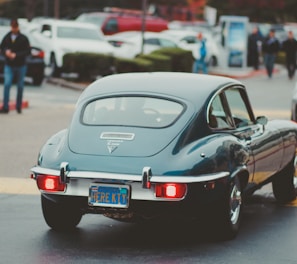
209, 65, 281, 79
0, 100, 29, 111
46, 65, 282, 92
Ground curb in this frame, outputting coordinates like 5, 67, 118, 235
46, 77, 87, 91
209, 66, 280, 79
0, 100, 29, 111
45, 66, 282, 91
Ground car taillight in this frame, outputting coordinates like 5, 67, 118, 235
155, 183, 187, 199
36, 175, 66, 192
31, 49, 45, 59
109, 40, 125, 47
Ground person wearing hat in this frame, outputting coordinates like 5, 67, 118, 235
0, 18, 30, 113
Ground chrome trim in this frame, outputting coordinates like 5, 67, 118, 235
150, 172, 229, 183
142, 166, 152, 189
100, 132, 135, 140
31, 166, 229, 183
31, 166, 230, 201
60, 162, 69, 183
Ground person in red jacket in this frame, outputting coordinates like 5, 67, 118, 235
0, 18, 30, 114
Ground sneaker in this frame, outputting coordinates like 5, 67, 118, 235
0, 108, 9, 114
17, 108, 22, 114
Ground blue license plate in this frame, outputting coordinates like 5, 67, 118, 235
88, 183, 130, 208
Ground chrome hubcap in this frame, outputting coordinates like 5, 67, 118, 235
293, 157, 297, 189
230, 184, 241, 225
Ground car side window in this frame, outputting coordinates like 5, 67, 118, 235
224, 88, 253, 127
41, 24, 52, 37
182, 36, 197, 44
104, 18, 118, 34
144, 38, 159, 46
159, 38, 177, 47
208, 95, 232, 129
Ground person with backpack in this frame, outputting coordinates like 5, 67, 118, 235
193, 32, 208, 74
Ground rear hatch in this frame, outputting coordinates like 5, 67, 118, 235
68, 96, 194, 157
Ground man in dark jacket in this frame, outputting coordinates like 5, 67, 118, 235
0, 18, 30, 113
282, 30, 297, 79
262, 29, 280, 78
248, 26, 263, 70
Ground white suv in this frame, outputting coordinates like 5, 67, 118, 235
29, 19, 114, 76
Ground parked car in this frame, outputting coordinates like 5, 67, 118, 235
106, 31, 178, 59
76, 12, 169, 35
161, 29, 219, 66
0, 25, 45, 85
31, 72, 297, 240
29, 19, 114, 76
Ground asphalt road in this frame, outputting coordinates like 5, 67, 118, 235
0, 69, 297, 263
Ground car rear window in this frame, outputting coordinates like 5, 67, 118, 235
57, 26, 104, 40
82, 96, 184, 128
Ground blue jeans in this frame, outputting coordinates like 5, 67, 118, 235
193, 59, 208, 74
2, 64, 27, 111
264, 54, 276, 78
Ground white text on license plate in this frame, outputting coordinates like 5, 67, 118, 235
88, 183, 130, 208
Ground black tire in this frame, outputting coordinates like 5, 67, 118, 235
41, 195, 82, 231
208, 56, 218, 67
212, 176, 242, 240
49, 54, 61, 77
32, 75, 44, 86
272, 157, 296, 204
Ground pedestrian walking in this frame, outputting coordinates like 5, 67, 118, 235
0, 18, 30, 114
282, 30, 297, 79
248, 26, 263, 70
262, 29, 280, 78
192, 32, 208, 74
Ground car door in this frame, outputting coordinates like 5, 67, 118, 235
224, 87, 283, 184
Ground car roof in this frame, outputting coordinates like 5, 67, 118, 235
38, 18, 99, 29
108, 31, 175, 39
162, 29, 211, 38
78, 72, 242, 105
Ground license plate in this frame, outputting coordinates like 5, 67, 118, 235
88, 183, 130, 208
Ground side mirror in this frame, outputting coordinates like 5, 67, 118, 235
42, 30, 52, 38
256, 116, 268, 126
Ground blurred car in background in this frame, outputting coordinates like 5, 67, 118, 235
76, 11, 169, 35
284, 23, 297, 37
0, 25, 45, 85
168, 20, 212, 31
28, 19, 114, 76
106, 31, 178, 59
161, 29, 219, 66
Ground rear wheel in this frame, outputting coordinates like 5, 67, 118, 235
49, 54, 61, 77
41, 195, 82, 231
272, 157, 296, 204
32, 75, 44, 86
212, 176, 242, 240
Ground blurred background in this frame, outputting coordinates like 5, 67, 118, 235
0, 0, 296, 23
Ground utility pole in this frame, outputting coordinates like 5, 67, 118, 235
54, 0, 60, 18
141, 0, 147, 54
